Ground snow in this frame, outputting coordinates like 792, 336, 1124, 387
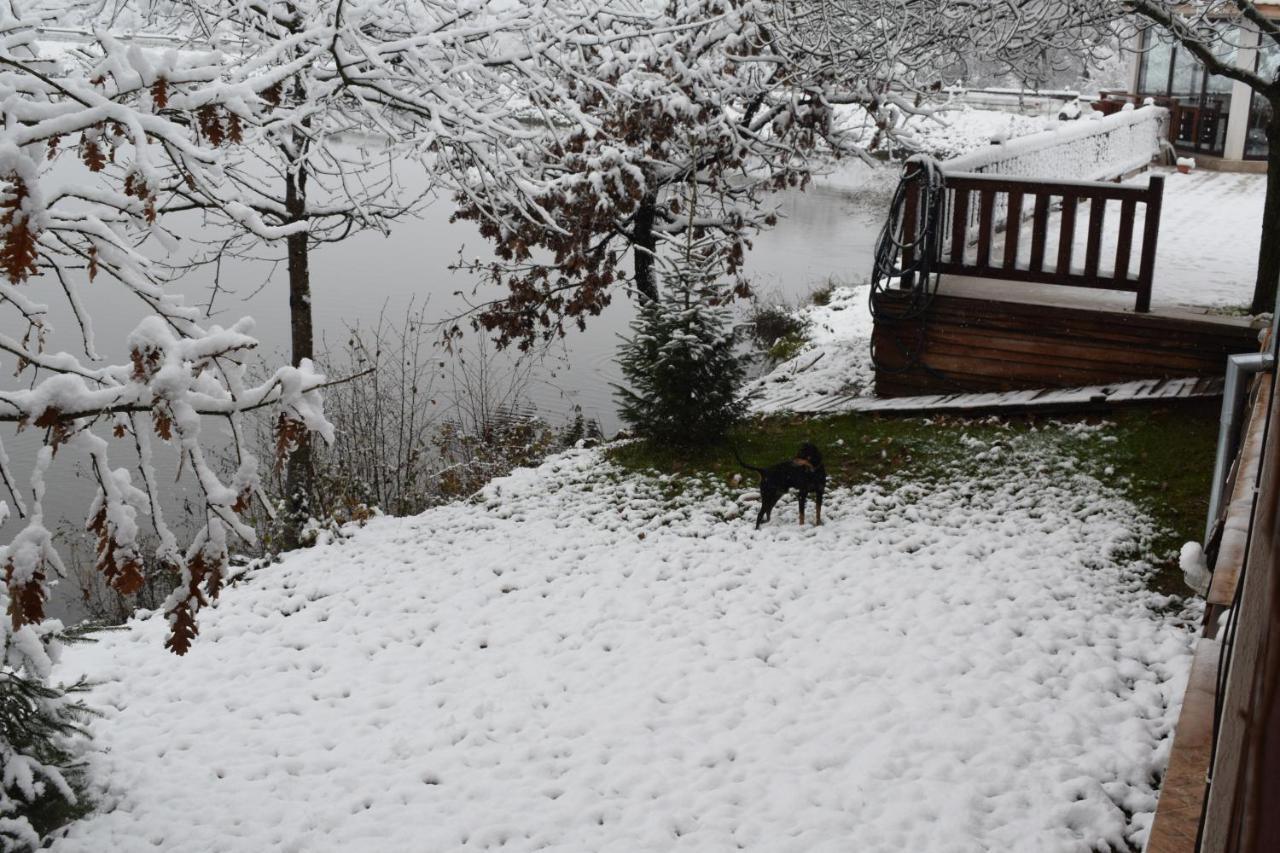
746, 285, 874, 414
1142, 168, 1267, 309
944, 106, 1166, 183
51, 436, 1195, 853
1179, 542, 1210, 597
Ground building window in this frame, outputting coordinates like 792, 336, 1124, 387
1246, 39, 1279, 160
1135, 27, 1254, 159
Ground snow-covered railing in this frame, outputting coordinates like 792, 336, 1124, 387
944, 105, 1168, 183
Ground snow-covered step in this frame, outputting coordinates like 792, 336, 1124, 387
756, 375, 1223, 416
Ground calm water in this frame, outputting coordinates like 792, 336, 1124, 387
7, 166, 893, 621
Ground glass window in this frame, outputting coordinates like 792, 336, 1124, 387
1245, 92, 1271, 159
1140, 35, 1174, 95
1245, 39, 1278, 160
1170, 48, 1203, 98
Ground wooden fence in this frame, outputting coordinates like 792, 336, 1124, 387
1148, 359, 1280, 852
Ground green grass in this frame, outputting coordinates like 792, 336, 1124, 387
608, 403, 1220, 597
766, 333, 808, 364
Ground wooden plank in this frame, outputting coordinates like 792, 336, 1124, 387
870, 291, 1259, 397
1136, 175, 1165, 313
1030, 194, 1050, 272
1208, 375, 1273, 612
1056, 193, 1079, 275
1084, 196, 1106, 280
935, 261, 1140, 292
876, 292, 1258, 350
1146, 637, 1222, 853
950, 187, 970, 264
924, 326, 1229, 374
944, 173, 1157, 200
1200, 367, 1280, 850
976, 189, 996, 270
800, 376, 1221, 414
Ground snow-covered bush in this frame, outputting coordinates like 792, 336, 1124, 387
615, 240, 747, 446
0, 620, 93, 853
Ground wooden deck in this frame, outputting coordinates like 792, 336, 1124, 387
871, 284, 1259, 398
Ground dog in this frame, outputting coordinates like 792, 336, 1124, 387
733, 442, 827, 529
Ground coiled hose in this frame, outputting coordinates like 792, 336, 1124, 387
868, 156, 949, 377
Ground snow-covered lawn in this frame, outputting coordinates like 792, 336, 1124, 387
52, 434, 1195, 853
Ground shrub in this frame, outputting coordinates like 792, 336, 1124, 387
614, 239, 747, 446
0, 615, 96, 850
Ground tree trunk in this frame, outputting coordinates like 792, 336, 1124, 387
633, 195, 659, 303
283, 164, 314, 529
1250, 101, 1280, 316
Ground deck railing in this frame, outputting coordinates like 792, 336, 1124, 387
902, 170, 1165, 312
944, 105, 1168, 183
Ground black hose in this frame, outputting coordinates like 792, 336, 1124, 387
868, 156, 956, 384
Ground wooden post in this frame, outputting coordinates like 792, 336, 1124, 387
950, 187, 970, 265
1030, 194, 1050, 272
1056, 193, 1078, 276
1084, 195, 1106, 281
1136, 175, 1165, 313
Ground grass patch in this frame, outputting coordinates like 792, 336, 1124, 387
766, 333, 808, 363
608, 403, 1219, 597
809, 280, 836, 307
1061, 403, 1220, 596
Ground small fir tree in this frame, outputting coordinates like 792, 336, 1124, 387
0, 592, 94, 849
614, 236, 747, 446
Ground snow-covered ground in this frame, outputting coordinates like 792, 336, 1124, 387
1143, 167, 1266, 309
51, 435, 1196, 853
745, 285, 876, 413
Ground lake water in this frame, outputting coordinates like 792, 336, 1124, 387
6, 163, 894, 622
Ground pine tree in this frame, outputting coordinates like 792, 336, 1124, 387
0, 612, 93, 851
614, 236, 747, 446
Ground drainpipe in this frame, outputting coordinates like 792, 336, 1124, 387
1205, 347, 1277, 542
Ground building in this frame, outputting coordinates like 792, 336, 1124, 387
1118, 5, 1280, 171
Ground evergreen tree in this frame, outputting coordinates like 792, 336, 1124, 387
0, 604, 93, 851
614, 237, 747, 446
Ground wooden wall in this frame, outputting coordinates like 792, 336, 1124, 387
871, 290, 1259, 397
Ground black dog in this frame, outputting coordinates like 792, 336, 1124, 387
733, 442, 826, 529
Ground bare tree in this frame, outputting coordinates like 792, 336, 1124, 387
57, 0, 624, 510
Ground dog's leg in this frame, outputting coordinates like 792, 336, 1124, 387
797, 489, 807, 525
815, 488, 823, 526
756, 486, 773, 529
758, 486, 781, 528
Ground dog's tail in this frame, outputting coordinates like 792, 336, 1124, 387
729, 442, 767, 476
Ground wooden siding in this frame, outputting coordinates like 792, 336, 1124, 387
871, 290, 1258, 397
